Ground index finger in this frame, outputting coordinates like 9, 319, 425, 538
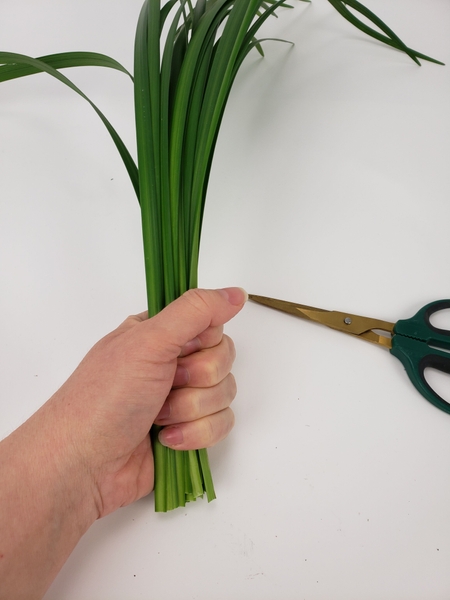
179, 325, 224, 357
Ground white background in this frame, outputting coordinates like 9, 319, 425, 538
1, 1, 450, 598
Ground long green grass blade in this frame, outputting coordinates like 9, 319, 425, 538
192, 0, 207, 32
326, 0, 444, 65
237, 0, 293, 71
134, 1, 164, 316
169, 0, 231, 225
180, 18, 219, 284
0, 51, 139, 196
169, 0, 232, 284
187, 0, 268, 281
160, 0, 181, 31
198, 448, 216, 501
188, 450, 204, 498
0, 51, 133, 82
193, 0, 261, 176
187, 1, 294, 258
151, 426, 168, 511
160, 1, 190, 300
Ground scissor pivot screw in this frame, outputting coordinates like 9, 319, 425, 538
344, 317, 352, 325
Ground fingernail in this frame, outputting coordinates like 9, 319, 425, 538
173, 365, 189, 387
218, 287, 248, 306
156, 402, 171, 421
180, 336, 202, 356
159, 426, 184, 447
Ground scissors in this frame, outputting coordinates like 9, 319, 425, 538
249, 294, 450, 414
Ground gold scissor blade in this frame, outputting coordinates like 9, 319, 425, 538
249, 294, 395, 349
248, 294, 328, 321
301, 308, 394, 347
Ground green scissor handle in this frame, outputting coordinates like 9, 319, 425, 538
390, 300, 450, 413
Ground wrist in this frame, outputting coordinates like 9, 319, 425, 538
0, 400, 98, 599
36, 395, 101, 527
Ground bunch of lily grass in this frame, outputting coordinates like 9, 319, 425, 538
0, 0, 441, 511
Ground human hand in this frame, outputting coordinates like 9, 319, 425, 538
45, 287, 247, 518
0, 287, 247, 599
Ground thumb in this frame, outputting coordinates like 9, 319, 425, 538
148, 287, 247, 352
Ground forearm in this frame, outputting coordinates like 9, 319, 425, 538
0, 400, 98, 600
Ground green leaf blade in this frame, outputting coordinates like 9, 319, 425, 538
0, 51, 133, 83
0, 51, 139, 197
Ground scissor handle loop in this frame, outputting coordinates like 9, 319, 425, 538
395, 300, 450, 343
418, 299, 450, 337
391, 300, 450, 414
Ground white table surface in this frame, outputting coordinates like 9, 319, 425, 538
1, 1, 450, 598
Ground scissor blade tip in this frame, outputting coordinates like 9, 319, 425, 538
248, 294, 271, 304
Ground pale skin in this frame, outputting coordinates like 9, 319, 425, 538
0, 287, 247, 600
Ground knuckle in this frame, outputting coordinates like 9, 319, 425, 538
218, 408, 235, 440
193, 391, 204, 420
167, 387, 200, 422
118, 313, 146, 333
182, 289, 210, 315
205, 408, 234, 448
185, 408, 234, 450
223, 335, 236, 362
227, 408, 236, 432
201, 357, 221, 387
204, 418, 215, 447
